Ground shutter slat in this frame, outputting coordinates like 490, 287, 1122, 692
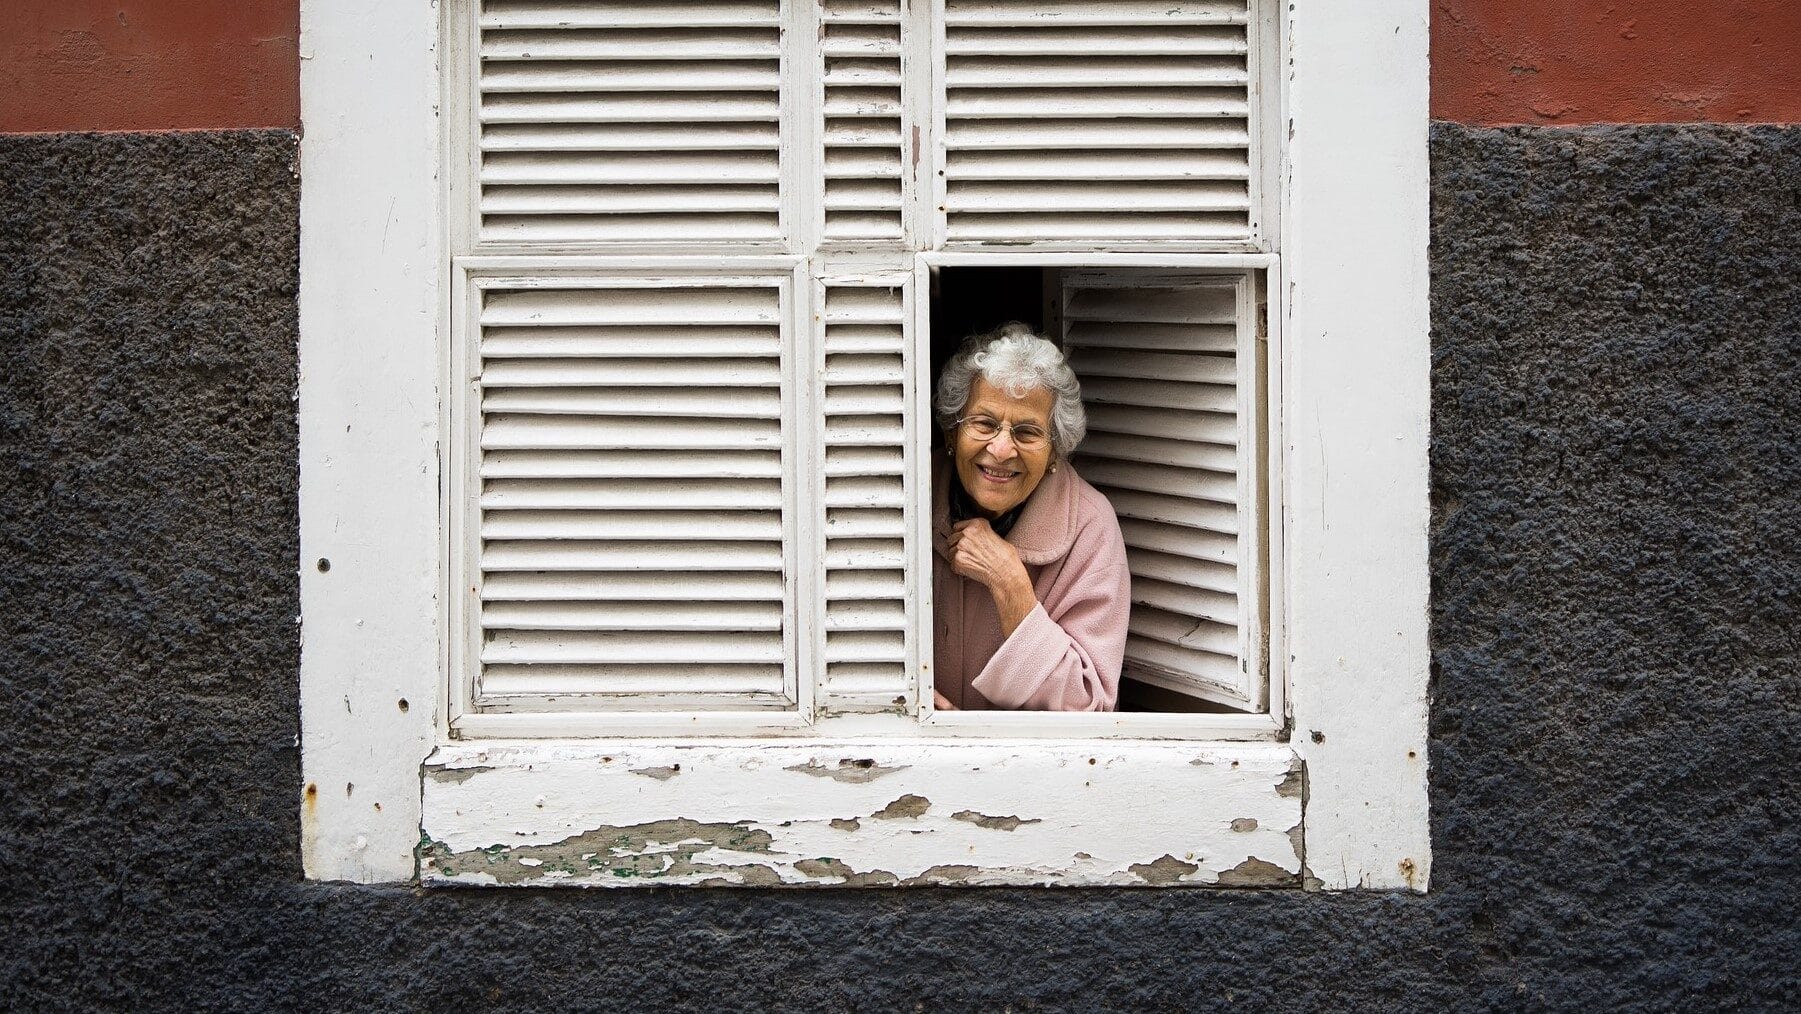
482, 448, 783, 477
1123, 637, 1241, 687
482, 324, 782, 358
1128, 606, 1240, 657
1079, 377, 1237, 413
481, 664, 785, 697
823, 352, 904, 384
481, 356, 780, 387
1102, 487, 1237, 533
823, 415, 905, 445
946, 148, 1247, 181
946, 55, 1247, 89
825, 508, 906, 538
1076, 457, 1235, 502
946, 181, 1250, 213
481, 59, 781, 92
1062, 321, 1236, 351
1066, 348, 1236, 384
825, 629, 907, 663
484, 214, 780, 241
824, 384, 906, 415
825, 569, 906, 599
483, 599, 783, 631
945, 119, 1248, 150
481, 29, 780, 62
480, 123, 779, 152
483, 151, 781, 185
824, 445, 905, 474
946, 0, 1246, 27
1117, 518, 1237, 563
483, 286, 779, 324
1130, 576, 1238, 625
947, 88, 1248, 119
945, 26, 1247, 57
485, 630, 785, 664
825, 475, 907, 508
482, 477, 782, 510
481, 1, 782, 30
944, 213, 1248, 240
482, 92, 781, 123
485, 538, 786, 571
483, 570, 783, 601
1078, 431, 1235, 472
482, 185, 780, 216
1065, 285, 1238, 323
1082, 404, 1235, 444
823, 599, 908, 630
481, 509, 783, 540
482, 387, 782, 417
482, 413, 781, 448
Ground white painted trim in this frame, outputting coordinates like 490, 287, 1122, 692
299, 0, 1431, 890
421, 740, 1304, 887
297, 0, 443, 883
1281, 1, 1432, 891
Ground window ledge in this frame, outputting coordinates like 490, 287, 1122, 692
421, 740, 1305, 888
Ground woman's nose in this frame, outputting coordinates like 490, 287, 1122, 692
984, 428, 1018, 456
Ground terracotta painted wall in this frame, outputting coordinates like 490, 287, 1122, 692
0, 1, 299, 133
1433, 0, 1801, 125
4, 2, 1799, 132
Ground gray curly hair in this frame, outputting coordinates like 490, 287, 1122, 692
933, 322, 1087, 459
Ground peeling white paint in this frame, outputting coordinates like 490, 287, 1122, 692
422, 742, 1303, 888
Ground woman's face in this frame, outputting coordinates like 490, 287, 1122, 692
953, 376, 1056, 519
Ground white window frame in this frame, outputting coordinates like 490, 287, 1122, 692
298, 0, 1431, 889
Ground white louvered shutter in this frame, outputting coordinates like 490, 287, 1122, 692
937, 0, 1257, 245
821, 0, 909, 242
1060, 269, 1264, 709
464, 274, 798, 712
474, 0, 788, 244
816, 278, 918, 712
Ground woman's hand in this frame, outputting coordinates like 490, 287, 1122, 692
933, 690, 958, 711
948, 518, 1038, 637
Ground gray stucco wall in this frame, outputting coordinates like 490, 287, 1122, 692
0, 125, 1795, 1011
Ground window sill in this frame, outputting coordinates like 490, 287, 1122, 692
420, 739, 1305, 888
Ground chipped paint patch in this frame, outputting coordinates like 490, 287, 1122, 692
785, 758, 908, 784
427, 764, 493, 786
1129, 855, 1201, 884
1231, 818, 1259, 832
1216, 857, 1299, 888
952, 810, 1041, 832
829, 817, 860, 832
629, 765, 681, 781
873, 794, 930, 820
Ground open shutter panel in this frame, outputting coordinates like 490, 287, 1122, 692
939, 0, 1255, 244
821, 0, 909, 242
475, 0, 787, 244
817, 278, 917, 713
470, 275, 798, 711
1061, 269, 1263, 709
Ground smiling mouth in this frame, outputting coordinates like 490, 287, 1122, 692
976, 464, 1019, 482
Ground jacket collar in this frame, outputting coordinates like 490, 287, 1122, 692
932, 457, 1080, 566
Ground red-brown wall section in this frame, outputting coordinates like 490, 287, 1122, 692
1, 2, 1797, 132
1433, 0, 1801, 125
0, 1, 298, 133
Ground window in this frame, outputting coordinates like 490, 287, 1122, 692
299, 0, 1431, 889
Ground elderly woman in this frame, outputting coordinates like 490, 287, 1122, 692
932, 323, 1130, 712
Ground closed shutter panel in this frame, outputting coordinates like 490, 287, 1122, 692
821, 0, 908, 242
938, 0, 1255, 244
466, 274, 798, 711
474, 0, 787, 244
817, 278, 916, 712
1060, 269, 1263, 709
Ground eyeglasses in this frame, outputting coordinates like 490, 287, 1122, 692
956, 415, 1051, 451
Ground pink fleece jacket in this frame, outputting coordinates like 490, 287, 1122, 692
932, 458, 1131, 711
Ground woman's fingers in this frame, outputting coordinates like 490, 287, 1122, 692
933, 690, 957, 711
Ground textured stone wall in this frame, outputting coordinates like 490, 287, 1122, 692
0, 126, 1795, 1010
